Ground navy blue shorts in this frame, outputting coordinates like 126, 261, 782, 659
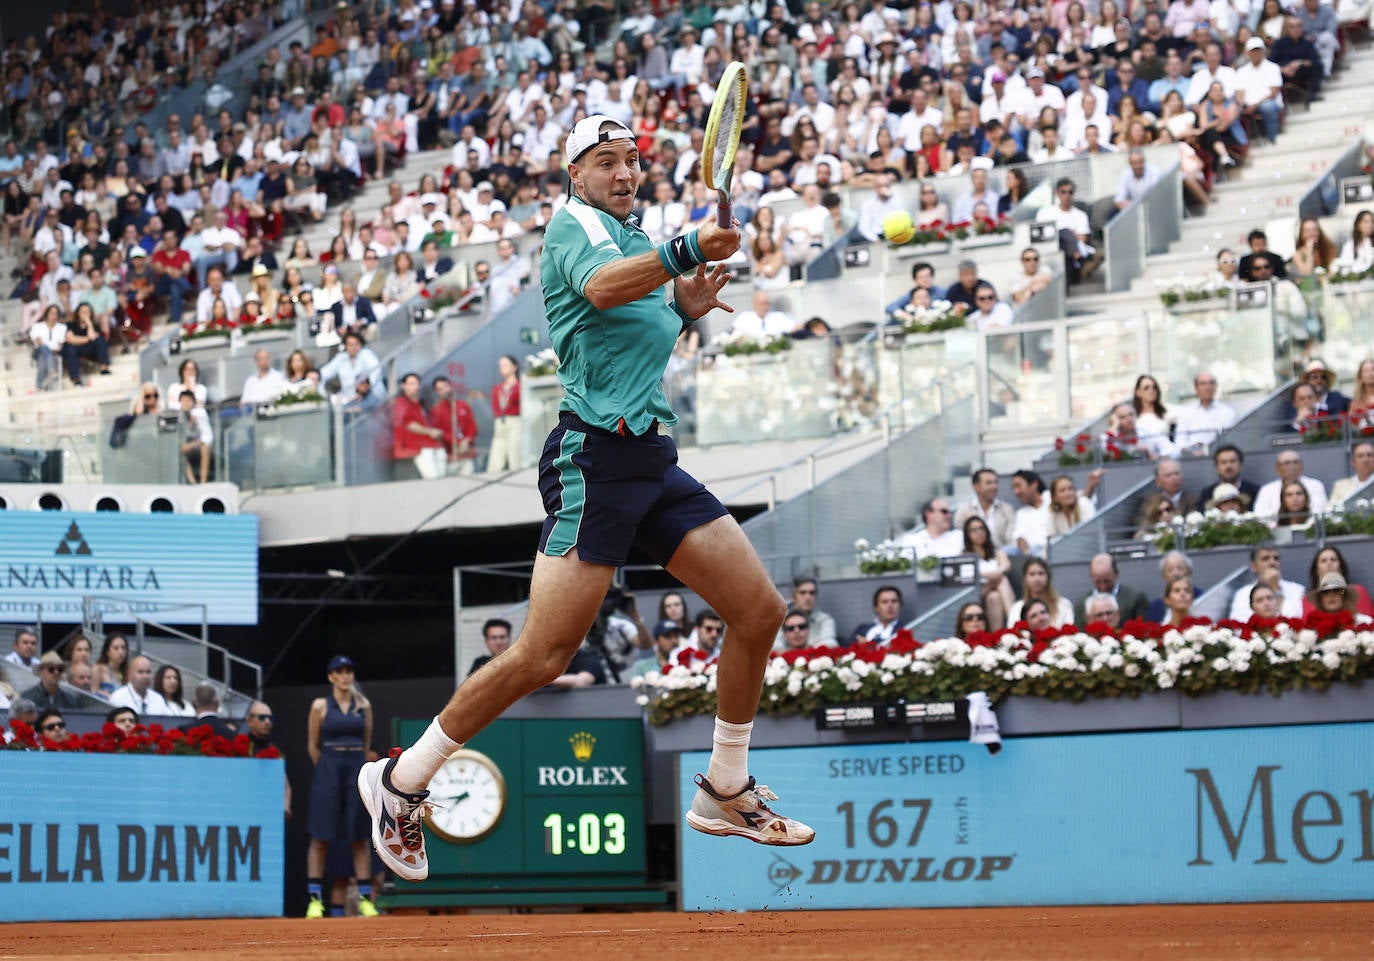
537, 412, 728, 567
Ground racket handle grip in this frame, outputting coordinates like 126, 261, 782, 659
716, 202, 732, 229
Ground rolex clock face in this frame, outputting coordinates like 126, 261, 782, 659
424, 748, 507, 844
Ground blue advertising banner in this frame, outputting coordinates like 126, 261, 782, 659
0, 512, 258, 624
678, 722, 1374, 911
0, 754, 285, 921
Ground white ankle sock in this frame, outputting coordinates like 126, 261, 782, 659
705, 717, 753, 796
391, 717, 462, 794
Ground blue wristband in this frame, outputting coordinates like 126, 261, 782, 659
671, 298, 696, 328
657, 230, 708, 276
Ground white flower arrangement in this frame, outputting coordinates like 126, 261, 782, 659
1150, 508, 1273, 551
892, 298, 968, 334
709, 329, 793, 357
523, 348, 560, 377
632, 613, 1374, 725
269, 380, 325, 408
1155, 273, 1229, 307
854, 537, 915, 575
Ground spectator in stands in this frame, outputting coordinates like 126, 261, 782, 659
953, 602, 989, 641
1305, 546, 1374, 615
1036, 178, 1098, 283
62, 302, 113, 385
964, 517, 1015, 630
486, 354, 522, 473
1197, 445, 1259, 508
657, 593, 691, 638
955, 468, 1017, 549
468, 619, 514, 677
1132, 374, 1174, 448
241, 349, 289, 407
1270, 480, 1315, 530
178, 390, 214, 485
1047, 473, 1102, 537
1289, 218, 1338, 279
1009, 557, 1074, 627
857, 173, 904, 242
35, 710, 71, 744
1160, 576, 1197, 627
393, 372, 446, 480
1230, 545, 1306, 620
914, 182, 950, 229
416, 239, 455, 285
195, 265, 244, 326
1019, 599, 1055, 633
1272, 15, 1325, 101
181, 682, 237, 738
897, 497, 966, 559
1136, 492, 1181, 540
1105, 404, 1175, 459
428, 376, 478, 475
1210, 250, 1242, 290
969, 283, 1015, 330
1114, 150, 1161, 212
1287, 382, 1324, 434
320, 331, 384, 404
1238, 229, 1289, 280
106, 707, 138, 736
672, 609, 726, 667
1082, 591, 1122, 629
328, 283, 379, 342
1011, 469, 1050, 556
1074, 554, 1150, 624
1009, 249, 1053, 306
29, 305, 66, 391
154, 665, 195, 719
777, 611, 814, 651
65, 660, 97, 696
1298, 358, 1351, 416
629, 621, 686, 678
1255, 451, 1329, 517
1206, 483, 1251, 516
943, 260, 985, 311
1174, 372, 1237, 453
21, 651, 84, 712
1152, 457, 1199, 515
1310, 573, 1374, 622
1338, 212, 1374, 273
109, 655, 170, 715
850, 585, 906, 645
784, 577, 837, 647
1330, 442, 1374, 506
1236, 38, 1285, 145
94, 634, 128, 696
951, 158, 1000, 222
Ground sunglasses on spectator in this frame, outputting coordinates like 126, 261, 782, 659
699, 625, 723, 634
43, 664, 62, 673
784, 623, 808, 632
251, 713, 274, 721
42, 722, 66, 732
976, 295, 995, 303
1218, 258, 1236, 265
961, 613, 987, 622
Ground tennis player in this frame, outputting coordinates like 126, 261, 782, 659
358, 115, 814, 882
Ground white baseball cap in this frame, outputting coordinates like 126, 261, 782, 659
1245, 36, 1267, 52
566, 114, 634, 163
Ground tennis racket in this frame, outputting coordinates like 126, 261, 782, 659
702, 61, 748, 229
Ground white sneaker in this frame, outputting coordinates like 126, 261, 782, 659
684, 774, 816, 846
357, 749, 438, 882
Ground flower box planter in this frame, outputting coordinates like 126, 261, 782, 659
1164, 298, 1230, 314
242, 328, 293, 344
182, 334, 231, 351
958, 233, 1014, 251
893, 241, 951, 258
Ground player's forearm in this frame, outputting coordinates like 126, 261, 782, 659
583, 250, 675, 310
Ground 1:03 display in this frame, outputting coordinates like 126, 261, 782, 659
542, 812, 628, 856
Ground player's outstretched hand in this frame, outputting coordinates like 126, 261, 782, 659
697, 219, 741, 262
673, 263, 734, 320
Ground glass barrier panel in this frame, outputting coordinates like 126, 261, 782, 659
1066, 316, 1143, 420
343, 403, 397, 486
694, 338, 838, 446
101, 415, 183, 484
1147, 303, 1281, 400
982, 326, 1060, 430
1314, 281, 1374, 382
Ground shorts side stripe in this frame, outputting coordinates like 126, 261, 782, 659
544, 430, 587, 557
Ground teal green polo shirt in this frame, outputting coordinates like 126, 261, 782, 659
539, 195, 680, 435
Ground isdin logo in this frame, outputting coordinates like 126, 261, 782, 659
570, 731, 596, 762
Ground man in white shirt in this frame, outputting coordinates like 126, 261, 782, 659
782, 82, 837, 138
241, 348, 288, 406
1253, 451, 1329, 517
1011, 68, 1065, 136
1185, 42, 1239, 105
4, 627, 41, 671
857, 173, 904, 241
668, 25, 706, 85
897, 497, 967, 558
640, 178, 687, 244
195, 207, 243, 287
1173, 371, 1237, 451
895, 87, 943, 151
486, 238, 529, 314
1011, 469, 1050, 556
109, 655, 171, 716
730, 290, 795, 338
523, 103, 564, 164
194, 266, 244, 324
1329, 442, 1374, 507
1114, 149, 1162, 211
968, 284, 1015, 330
450, 124, 491, 170
1234, 36, 1284, 143
785, 184, 830, 254
319, 330, 384, 401
1036, 178, 1097, 281
1228, 545, 1306, 620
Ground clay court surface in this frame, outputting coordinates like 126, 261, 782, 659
7, 903, 1373, 961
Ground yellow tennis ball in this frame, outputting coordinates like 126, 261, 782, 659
882, 210, 916, 245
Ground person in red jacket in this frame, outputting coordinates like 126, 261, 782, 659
427, 375, 478, 474
392, 372, 446, 479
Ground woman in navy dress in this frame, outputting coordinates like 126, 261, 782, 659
305, 655, 377, 918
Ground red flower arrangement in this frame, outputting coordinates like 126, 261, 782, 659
1055, 433, 1094, 465
4, 722, 280, 759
